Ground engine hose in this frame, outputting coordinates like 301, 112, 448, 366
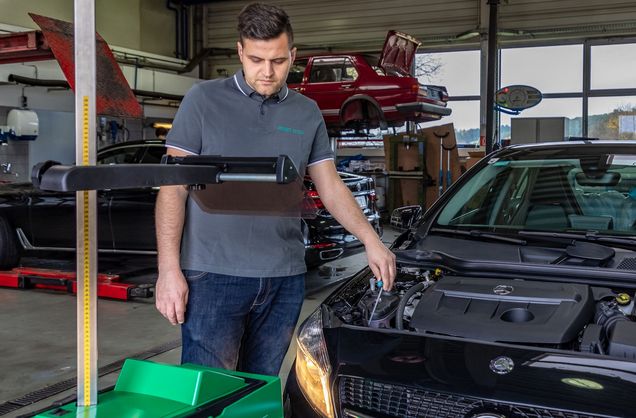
595, 300, 629, 340
396, 281, 428, 330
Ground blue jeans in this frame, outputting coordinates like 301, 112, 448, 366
181, 270, 305, 376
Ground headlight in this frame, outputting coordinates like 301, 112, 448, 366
295, 308, 334, 418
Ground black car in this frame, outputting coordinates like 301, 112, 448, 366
286, 141, 636, 418
304, 172, 382, 267
0, 140, 381, 270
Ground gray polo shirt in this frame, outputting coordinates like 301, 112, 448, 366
166, 70, 334, 277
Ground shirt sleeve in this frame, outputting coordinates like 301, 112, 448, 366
166, 83, 203, 155
307, 111, 335, 167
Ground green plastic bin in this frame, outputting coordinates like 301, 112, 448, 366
32, 359, 283, 418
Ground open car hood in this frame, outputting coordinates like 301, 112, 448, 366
378, 30, 421, 76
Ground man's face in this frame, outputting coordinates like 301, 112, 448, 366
237, 33, 296, 98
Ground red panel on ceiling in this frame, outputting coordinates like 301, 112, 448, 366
29, 13, 143, 118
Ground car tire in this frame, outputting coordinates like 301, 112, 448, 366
0, 217, 20, 270
340, 98, 387, 131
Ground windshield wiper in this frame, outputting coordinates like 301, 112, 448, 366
429, 227, 527, 245
518, 230, 636, 249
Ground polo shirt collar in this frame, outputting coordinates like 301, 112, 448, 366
233, 70, 289, 103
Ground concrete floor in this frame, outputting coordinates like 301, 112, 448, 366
0, 227, 399, 417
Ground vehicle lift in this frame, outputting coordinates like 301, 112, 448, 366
28, 154, 300, 417
0, 266, 153, 300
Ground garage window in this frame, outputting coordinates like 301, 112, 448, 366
417, 50, 480, 144
420, 38, 636, 144
591, 43, 636, 90
589, 41, 636, 139
588, 96, 636, 140
499, 98, 583, 138
498, 40, 636, 140
500, 44, 584, 139
501, 45, 583, 94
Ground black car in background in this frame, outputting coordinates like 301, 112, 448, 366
304, 172, 381, 266
286, 141, 636, 418
0, 140, 381, 270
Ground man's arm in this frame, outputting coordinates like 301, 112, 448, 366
307, 160, 396, 290
155, 147, 190, 325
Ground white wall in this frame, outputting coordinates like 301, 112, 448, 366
29, 110, 76, 169
0, 84, 74, 112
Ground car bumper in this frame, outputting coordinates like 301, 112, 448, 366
305, 244, 345, 267
284, 363, 322, 418
395, 101, 452, 117
320, 213, 382, 247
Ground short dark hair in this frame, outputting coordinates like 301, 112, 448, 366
237, 3, 293, 47
155, 127, 168, 138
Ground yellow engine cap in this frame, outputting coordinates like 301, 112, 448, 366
616, 293, 631, 305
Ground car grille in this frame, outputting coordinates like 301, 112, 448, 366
338, 376, 601, 418
616, 258, 636, 271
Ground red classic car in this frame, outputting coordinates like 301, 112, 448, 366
287, 31, 451, 134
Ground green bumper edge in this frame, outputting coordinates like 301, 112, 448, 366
33, 359, 283, 418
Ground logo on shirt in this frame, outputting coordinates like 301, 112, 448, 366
277, 125, 305, 135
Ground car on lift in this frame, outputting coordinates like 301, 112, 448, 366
0, 140, 381, 270
286, 30, 451, 135
285, 140, 636, 418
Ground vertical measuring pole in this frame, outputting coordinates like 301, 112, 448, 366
74, 0, 98, 407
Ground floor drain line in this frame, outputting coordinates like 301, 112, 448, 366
0, 339, 181, 416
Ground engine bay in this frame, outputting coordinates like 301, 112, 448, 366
328, 266, 636, 360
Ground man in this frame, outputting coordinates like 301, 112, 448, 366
155, 2, 395, 376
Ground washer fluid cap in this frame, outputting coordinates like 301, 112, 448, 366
616, 293, 631, 306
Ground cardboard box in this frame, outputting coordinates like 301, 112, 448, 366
383, 123, 462, 210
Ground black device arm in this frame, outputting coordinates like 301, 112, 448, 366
33, 155, 299, 192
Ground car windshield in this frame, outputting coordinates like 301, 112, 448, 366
433, 147, 636, 237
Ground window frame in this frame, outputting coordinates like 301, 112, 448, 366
417, 36, 636, 144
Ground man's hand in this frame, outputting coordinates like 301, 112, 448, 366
155, 270, 189, 325
155, 148, 191, 326
365, 239, 396, 291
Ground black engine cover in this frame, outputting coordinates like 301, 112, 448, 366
410, 277, 594, 344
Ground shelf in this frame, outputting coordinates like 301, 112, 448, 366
354, 171, 388, 176
336, 148, 385, 157
388, 171, 424, 178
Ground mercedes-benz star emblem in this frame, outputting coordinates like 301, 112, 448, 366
493, 284, 514, 295
490, 356, 514, 375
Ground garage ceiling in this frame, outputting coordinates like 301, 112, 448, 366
206, 0, 479, 52
500, 0, 636, 43
204, 0, 636, 78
